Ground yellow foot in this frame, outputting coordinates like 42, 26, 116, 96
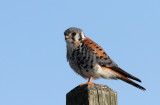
79, 82, 95, 86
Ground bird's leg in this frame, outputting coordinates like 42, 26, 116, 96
80, 76, 95, 86
88, 76, 94, 84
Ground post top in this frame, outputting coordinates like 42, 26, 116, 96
67, 84, 117, 96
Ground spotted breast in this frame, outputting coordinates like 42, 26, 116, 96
66, 37, 118, 79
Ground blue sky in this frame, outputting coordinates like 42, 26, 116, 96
0, 0, 160, 105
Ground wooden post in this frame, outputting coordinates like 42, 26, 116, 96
66, 84, 117, 105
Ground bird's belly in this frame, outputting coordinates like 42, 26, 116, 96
69, 60, 118, 79
69, 61, 102, 79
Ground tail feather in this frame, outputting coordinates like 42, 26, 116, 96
101, 66, 146, 90
119, 76, 146, 91
109, 66, 142, 82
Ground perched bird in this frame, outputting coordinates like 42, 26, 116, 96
64, 27, 146, 90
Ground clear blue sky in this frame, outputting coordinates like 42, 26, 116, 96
0, 0, 159, 105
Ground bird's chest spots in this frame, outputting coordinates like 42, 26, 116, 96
67, 41, 100, 78
71, 47, 95, 70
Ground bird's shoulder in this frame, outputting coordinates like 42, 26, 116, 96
81, 37, 118, 68
81, 37, 108, 59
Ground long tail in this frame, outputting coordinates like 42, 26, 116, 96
119, 76, 146, 91
109, 66, 142, 82
102, 66, 146, 90
108, 67, 146, 90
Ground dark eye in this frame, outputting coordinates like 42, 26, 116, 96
72, 32, 76, 36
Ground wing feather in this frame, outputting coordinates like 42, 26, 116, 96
82, 37, 142, 82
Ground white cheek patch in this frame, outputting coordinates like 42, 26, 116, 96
81, 32, 85, 39
74, 34, 80, 41
75, 32, 85, 41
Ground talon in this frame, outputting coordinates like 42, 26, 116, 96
79, 82, 95, 86
79, 76, 95, 86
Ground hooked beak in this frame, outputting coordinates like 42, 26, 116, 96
65, 34, 71, 40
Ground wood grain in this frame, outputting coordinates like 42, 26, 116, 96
66, 84, 117, 105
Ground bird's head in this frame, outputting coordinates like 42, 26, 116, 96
64, 27, 85, 43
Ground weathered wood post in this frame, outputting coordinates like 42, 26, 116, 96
66, 84, 117, 105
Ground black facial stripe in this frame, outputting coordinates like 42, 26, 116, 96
72, 32, 76, 36
78, 34, 82, 41
71, 32, 76, 41
72, 37, 75, 41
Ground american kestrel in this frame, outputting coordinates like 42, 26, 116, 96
64, 27, 146, 90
